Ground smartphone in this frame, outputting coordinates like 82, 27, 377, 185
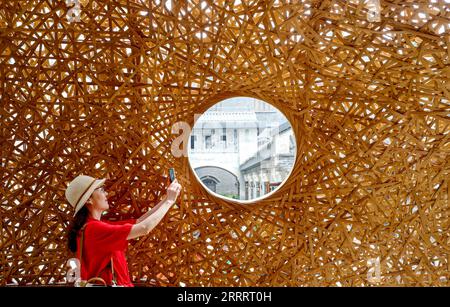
169, 168, 176, 183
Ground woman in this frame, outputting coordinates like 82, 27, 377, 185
66, 174, 182, 287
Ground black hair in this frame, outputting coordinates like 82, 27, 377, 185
67, 205, 89, 253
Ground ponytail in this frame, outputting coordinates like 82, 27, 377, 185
67, 205, 89, 253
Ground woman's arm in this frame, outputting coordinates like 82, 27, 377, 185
136, 195, 168, 224
127, 180, 181, 240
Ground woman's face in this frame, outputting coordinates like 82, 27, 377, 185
89, 187, 109, 211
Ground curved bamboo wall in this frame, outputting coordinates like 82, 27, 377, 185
1, 0, 449, 286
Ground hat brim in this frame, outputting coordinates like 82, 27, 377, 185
73, 178, 106, 216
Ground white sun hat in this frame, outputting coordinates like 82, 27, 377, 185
65, 175, 106, 216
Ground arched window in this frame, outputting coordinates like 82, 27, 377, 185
201, 175, 219, 193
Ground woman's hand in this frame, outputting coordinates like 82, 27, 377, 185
166, 179, 182, 204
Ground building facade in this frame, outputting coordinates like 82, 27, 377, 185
188, 97, 296, 200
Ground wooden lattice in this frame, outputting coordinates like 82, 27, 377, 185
1, 0, 449, 286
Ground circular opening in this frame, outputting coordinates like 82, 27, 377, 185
188, 96, 297, 204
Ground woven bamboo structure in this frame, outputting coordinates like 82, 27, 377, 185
1, 0, 449, 286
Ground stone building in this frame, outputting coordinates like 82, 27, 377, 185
188, 97, 296, 200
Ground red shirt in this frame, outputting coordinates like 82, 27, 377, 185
77, 217, 136, 287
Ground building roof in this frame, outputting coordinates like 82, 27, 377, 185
194, 111, 259, 128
